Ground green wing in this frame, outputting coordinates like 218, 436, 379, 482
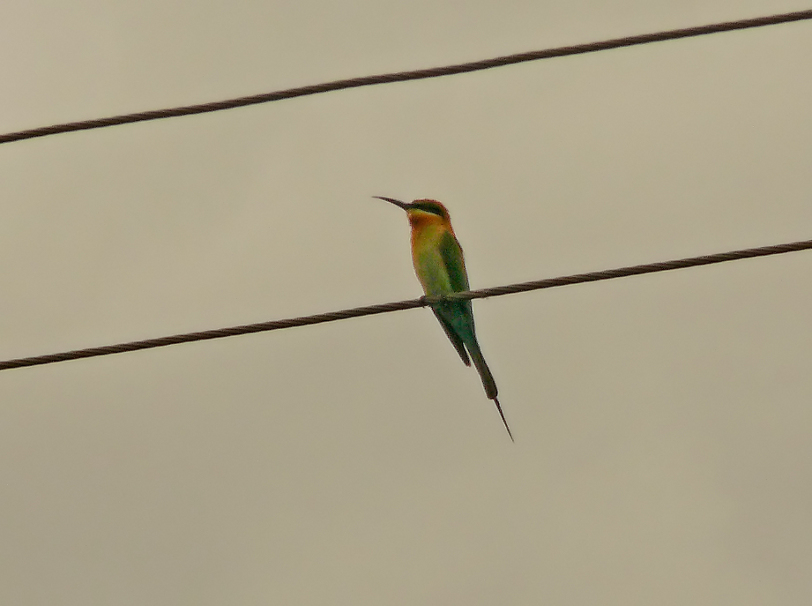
433, 230, 479, 365
432, 309, 471, 366
435, 231, 504, 431
438, 231, 469, 293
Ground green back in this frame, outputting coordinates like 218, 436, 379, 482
439, 231, 469, 293
434, 231, 477, 348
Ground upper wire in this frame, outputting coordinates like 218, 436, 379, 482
1, 9, 811, 145
2, 237, 811, 371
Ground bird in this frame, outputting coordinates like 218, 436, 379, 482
374, 196, 513, 441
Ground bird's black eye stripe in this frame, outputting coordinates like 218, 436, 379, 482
412, 202, 445, 216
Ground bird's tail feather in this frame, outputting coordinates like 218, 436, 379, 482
492, 396, 514, 442
468, 343, 513, 441
468, 343, 497, 399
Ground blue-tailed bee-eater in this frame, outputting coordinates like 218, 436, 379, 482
375, 196, 512, 441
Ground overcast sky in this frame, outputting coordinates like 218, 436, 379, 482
2, 1, 812, 604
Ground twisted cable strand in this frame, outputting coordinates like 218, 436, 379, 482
2, 9, 811, 145
2, 237, 811, 371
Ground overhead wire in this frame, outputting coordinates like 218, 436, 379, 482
2, 237, 811, 371
1, 9, 811, 145
2, 10, 810, 371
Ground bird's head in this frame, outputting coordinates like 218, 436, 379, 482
374, 197, 452, 230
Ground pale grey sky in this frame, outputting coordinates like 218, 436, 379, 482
2, 1, 811, 604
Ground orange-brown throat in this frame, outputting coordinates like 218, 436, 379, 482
406, 209, 443, 230
405, 199, 454, 234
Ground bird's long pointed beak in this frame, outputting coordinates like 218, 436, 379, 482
373, 196, 410, 210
